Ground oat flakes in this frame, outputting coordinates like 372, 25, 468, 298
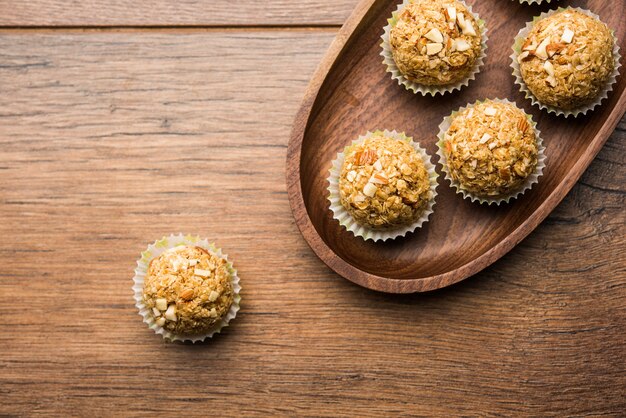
517, 9, 615, 110
390, 0, 482, 86
142, 245, 234, 335
441, 100, 539, 198
339, 132, 432, 229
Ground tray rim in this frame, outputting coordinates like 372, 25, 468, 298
285, 0, 626, 293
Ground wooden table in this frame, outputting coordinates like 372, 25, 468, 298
1, 1, 624, 416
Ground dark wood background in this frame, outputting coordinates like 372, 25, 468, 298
0, 0, 624, 416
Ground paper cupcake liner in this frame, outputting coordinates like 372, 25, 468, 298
511, 7, 621, 117
132, 234, 241, 343
436, 98, 546, 205
327, 130, 438, 242
515, 0, 558, 4
380, 0, 488, 96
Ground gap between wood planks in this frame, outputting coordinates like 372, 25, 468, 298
0, 24, 342, 33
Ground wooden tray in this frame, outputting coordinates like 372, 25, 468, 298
286, 0, 626, 293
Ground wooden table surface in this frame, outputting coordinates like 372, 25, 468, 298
0, 1, 624, 416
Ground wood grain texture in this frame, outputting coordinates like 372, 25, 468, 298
287, 0, 626, 292
0, 18, 624, 418
0, 0, 358, 27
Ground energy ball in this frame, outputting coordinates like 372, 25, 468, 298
142, 245, 234, 336
517, 9, 615, 110
441, 100, 539, 198
390, 0, 483, 86
339, 132, 433, 229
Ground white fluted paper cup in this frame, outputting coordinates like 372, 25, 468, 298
132, 234, 241, 343
515, 0, 558, 5
381, 0, 488, 96
436, 98, 546, 205
511, 7, 621, 117
327, 130, 438, 242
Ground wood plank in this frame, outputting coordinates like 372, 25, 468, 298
0, 0, 358, 27
0, 30, 624, 416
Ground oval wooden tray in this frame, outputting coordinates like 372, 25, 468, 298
286, 0, 626, 293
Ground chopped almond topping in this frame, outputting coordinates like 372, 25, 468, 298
362, 182, 377, 197
445, 6, 457, 23
444, 102, 538, 198
171, 258, 185, 272
479, 133, 491, 144
424, 28, 444, 43
155, 298, 168, 311
561, 28, 574, 44
164, 304, 177, 322
543, 60, 555, 77
426, 43, 443, 55
180, 289, 194, 300
143, 245, 233, 335
457, 13, 466, 30
194, 268, 211, 277
353, 194, 366, 203
456, 13, 476, 36
534, 37, 550, 60
338, 133, 432, 230
370, 172, 389, 185
484, 107, 497, 116
546, 42, 567, 57
462, 22, 477, 37
517, 118, 528, 133
453, 38, 471, 52
522, 38, 535, 51
357, 149, 378, 165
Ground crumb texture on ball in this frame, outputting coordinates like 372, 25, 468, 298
339, 133, 432, 229
518, 9, 615, 110
442, 101, 538, 198
390, 0, 482, 86
142, 245, 234, 336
